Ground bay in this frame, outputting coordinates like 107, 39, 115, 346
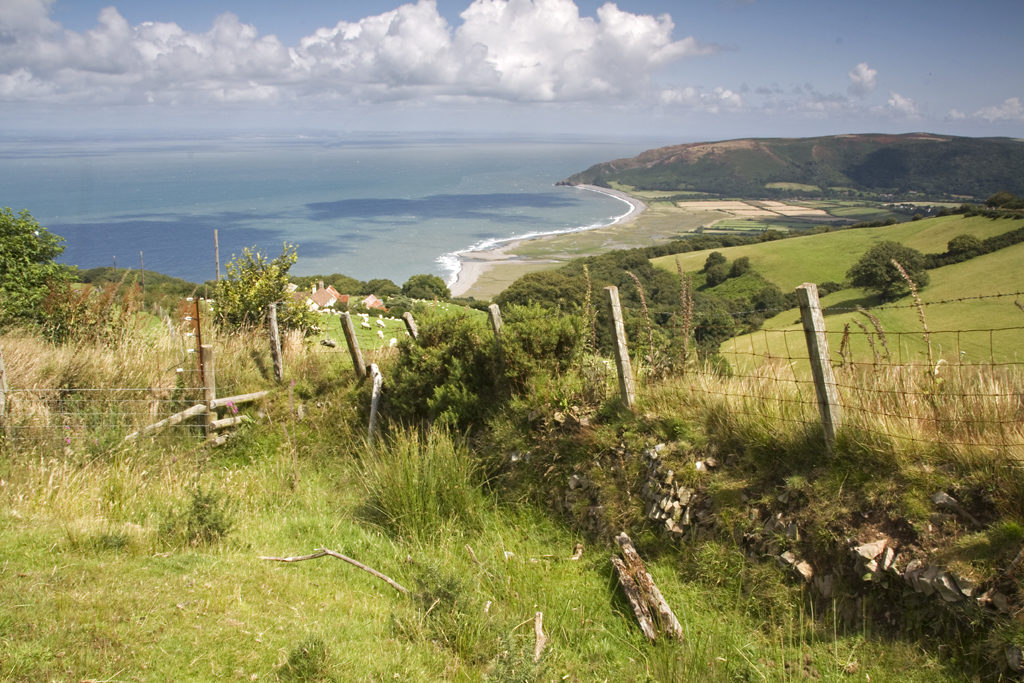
0, 135, 649, 286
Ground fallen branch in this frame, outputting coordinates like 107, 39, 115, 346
533, 611, 547, 662
611, 532, 683, 641
260, 547, 408, 595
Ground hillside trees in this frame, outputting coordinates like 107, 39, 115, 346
401, 274, 450, 300
0, 208, 73, 329
213, 243, 319, 333
846, 241, 929, 299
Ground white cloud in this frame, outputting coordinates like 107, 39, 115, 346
847, 62, 876, 97
973, 97, 1024, 122
0, 0, 712, 107
658, 85, 743, 112
887, 92, 919, 118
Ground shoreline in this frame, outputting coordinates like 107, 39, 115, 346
447, 185, 646, 298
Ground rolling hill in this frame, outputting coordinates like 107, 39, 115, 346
561, 133, 1024, 200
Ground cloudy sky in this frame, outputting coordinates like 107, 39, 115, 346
2, 0, 1022, 140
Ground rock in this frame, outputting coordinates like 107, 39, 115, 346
814, 574, 834, 599
676, 487, 693, 507
933, 572, 964, 603
881, 546, 896, 572
1006, 645, 1024, 673
319, 337, 337, 347
779, 551, 797, 566
904, 559, 925, 591
854, 539, 888, 561
930, 491, 959, 508
568, 474, 588, 490
917, 565, 941, 597
704, 456, 719, 469
794, 561, 814, 582
695, 460, 707, 472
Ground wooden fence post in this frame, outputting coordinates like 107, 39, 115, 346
368, 363, 384, 440
796, 283, 842, 449
341, 312, 367, 380
605, 286, 636, 410
200, 343, 217, 437
0, 346, 8, 438
402, 311, 419, 340
488, 303, 503, 337
268, 302, 283, 382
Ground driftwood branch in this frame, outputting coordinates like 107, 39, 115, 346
611, 532, 683, 641
261, 547, 408, 595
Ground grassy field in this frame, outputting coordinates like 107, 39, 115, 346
1, 324, 963, 681
720, 240, 1024, 369
654, 214, 1022, 291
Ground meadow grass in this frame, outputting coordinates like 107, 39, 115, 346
0, 325, 969, 681
653, 214, 1021, 291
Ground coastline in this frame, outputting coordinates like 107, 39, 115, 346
448, 185, 646, 298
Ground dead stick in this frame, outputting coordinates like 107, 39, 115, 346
533, 611, 548, 662
260, 547, 409, 595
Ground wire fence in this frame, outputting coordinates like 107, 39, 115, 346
2, 290, 1022, 456
694, 290, 1024, 454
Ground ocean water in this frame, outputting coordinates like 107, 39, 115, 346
0, 136, 647, 286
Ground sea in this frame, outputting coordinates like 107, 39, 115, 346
0, 135, 653, 287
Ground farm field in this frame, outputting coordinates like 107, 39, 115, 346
654, 214, 1021, 291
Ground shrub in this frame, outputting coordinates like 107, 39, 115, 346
846, 241, 930, 299
159, 486, 235, 547
213, 243, 320, 334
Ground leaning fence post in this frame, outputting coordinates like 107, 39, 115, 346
796, 282, 842, 450
341, 312, 367, 380
368, 363, 384, 440
488, 303, 503, 337
402, 311, 419, 340
200, 343, 217, 437
605, 286, 636, 410
268, 302, 283, 382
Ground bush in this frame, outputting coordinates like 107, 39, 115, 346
500, 304, 585, 392
213, 243, 320, 334
846, 241, 930, 299
159, 486, 235, 547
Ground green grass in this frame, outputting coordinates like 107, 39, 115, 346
0, 413, 955, 681
654, 214, 1022, 291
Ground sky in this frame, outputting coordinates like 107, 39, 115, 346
1, 0, 1022, 142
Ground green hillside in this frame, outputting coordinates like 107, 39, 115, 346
561, 133, 1024, 200
653, 214, 1021, 291
722, 240, 1024, 368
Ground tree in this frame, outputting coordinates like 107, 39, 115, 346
729, 256, 752, 278
401, 273, 450, 300
213, 243, 320, 334
946, 234, 983, 258
0, 208, 73, 328
846, 241, 930, 299
363, 278, 401, 297
704, 263, 728, 287
703, 251, 726, 271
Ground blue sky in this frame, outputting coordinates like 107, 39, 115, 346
2, 0, 1022, 141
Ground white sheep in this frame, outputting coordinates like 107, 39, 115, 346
360, 321, 371, 329
377, 329, 385, 339
376, 318, 386, 328
388, 337, 398, 348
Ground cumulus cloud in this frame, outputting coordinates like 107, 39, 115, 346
973, 97, 1024, 122
0, 0, 713, 106
847, 62, 876, 97
887, 92, 919, 118
659, 85, 742, 112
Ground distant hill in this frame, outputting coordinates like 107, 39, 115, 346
561, 133, 1024, 200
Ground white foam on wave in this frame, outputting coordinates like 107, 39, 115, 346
438, 185, 637, 287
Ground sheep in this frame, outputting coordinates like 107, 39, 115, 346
360, 321, 371, 329
377, 329, 385, 340
376, 318, 386, 328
